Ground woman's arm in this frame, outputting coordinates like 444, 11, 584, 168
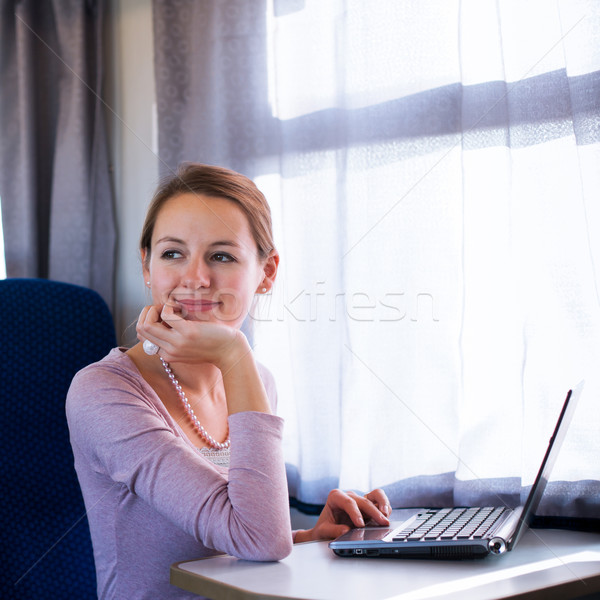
133, 305, 390, 548
67, 361, 292, 561
214, 330, 273, 415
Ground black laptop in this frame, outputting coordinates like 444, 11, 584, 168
329, 382, 583, 560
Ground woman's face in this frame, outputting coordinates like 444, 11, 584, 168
142, 193, 276, 329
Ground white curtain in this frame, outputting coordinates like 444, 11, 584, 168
154, 0, 600, 518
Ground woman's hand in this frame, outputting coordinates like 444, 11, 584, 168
137, 303, 271, 414
294, 489, 392, 543
136, 303, 245, 371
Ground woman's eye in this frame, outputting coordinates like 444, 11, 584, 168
161, 250, 183, 260
212, 252, 235, 263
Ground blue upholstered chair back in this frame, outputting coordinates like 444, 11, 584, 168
0, 279, 117, 599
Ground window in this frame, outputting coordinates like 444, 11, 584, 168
153, 0, 600, 516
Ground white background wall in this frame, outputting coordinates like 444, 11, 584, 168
107, 0, 158, 344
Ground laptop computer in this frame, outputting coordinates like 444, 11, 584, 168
329, 381, 583, 560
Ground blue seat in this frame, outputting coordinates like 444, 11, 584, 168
0, 279, 116, 599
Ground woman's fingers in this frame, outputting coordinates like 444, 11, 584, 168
160, 303, 184, 326
137, 305, 173, 353
325, 489, 365, 527
136, 305, 152, 331
136, 305, 156, 340
365, 488, 392, 518
325, 489, 390, 528
348, 491, 390, 526
137, 304, 164, 329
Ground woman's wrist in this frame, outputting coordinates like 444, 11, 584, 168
213, 329, 251, 373
218, 330, 272, 415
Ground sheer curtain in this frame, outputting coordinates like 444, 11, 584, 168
154, 0, 600, 518
0, 0, 116, 307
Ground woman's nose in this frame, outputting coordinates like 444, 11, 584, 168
183, 260, 210, 289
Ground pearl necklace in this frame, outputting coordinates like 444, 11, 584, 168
160, 357, 231, 450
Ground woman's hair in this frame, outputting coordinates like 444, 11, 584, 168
140, 163, 276, 263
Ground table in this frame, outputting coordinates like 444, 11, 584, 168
171, 526, 600, 599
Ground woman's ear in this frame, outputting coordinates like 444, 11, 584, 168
141, 249, 150, 285
257, 251, 279, 293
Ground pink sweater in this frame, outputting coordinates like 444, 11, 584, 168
66, 348, 292, 599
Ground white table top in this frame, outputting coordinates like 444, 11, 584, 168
171, 526, 600, 600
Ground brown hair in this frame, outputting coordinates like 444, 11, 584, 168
140, 163, 276, 264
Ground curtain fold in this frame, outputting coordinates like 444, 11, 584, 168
153, 0, 274, 179
153, 0, 600, 518
0, 0, 116, 308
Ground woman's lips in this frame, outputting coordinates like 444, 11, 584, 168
175, 299, 223, 314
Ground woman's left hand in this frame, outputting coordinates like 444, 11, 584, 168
294, 488, 391, 543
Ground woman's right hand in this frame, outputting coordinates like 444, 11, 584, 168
137, 303, 271, 414
136, 303, 248, 372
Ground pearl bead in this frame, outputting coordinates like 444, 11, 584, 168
159, 357, 231, 450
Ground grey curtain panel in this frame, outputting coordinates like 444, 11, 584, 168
152, 0, 274, 180
0, 0, 116, 308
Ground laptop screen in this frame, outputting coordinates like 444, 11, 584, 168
509, 381, 583, 550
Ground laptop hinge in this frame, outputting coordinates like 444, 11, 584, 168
489, 507, 524, 554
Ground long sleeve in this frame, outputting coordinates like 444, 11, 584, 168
66, 348, 292, 599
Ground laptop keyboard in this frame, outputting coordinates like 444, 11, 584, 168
393, 507, 509, 541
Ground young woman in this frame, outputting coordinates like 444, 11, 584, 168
67, 163, 390, 599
